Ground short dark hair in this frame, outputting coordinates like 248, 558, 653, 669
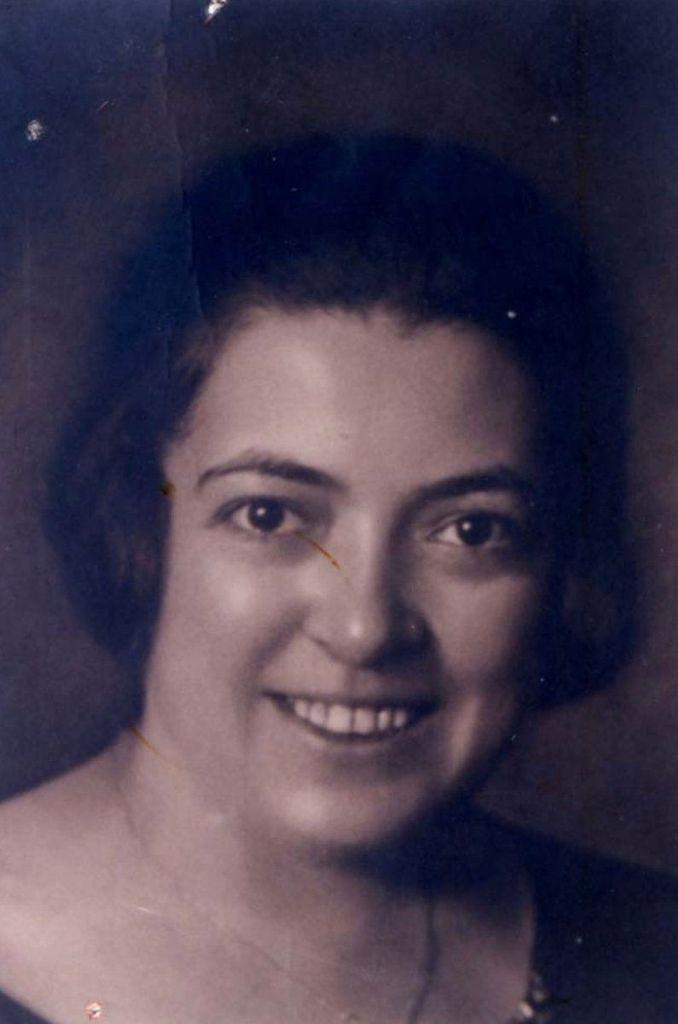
45, 134, 634, 707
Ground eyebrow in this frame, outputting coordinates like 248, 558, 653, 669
409, 467, 536, 507
196, 451, 343, 492
196, 450, 534, 503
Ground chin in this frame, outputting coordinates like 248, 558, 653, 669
262, 779, 463, 863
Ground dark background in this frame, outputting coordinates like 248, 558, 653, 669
1, 0, 676, 871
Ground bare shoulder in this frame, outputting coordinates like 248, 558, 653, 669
0, 748, 128, 911
0, 748, 154, 1020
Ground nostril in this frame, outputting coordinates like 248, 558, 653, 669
302, 553, 429, 667
394, 605, 430, 651
403, 610, 426, 643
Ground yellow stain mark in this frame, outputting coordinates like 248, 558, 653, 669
300, 534, 342, 572
160, 480, 175, 498
130, 725, 163, 759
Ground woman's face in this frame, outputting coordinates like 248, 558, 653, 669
150, 307, 548, 851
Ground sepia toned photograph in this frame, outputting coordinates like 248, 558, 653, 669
0, 1, 677, 1021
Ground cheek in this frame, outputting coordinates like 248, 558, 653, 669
423, 575, 543, 690
158, 521, 303, 676
420, 578, 542, 785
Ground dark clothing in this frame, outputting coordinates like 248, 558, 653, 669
526, 828, 678, 1023
0, 826, 676, 1023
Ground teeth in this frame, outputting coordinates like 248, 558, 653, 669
287, 699, 420, 738
377, 708, 393, 732
392, 708, 409, 729
325, 704, 353, 733
295, 698, 311, 719
353, 706, 378, 734
308, 702, 327, 727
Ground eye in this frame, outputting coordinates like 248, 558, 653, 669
429, 512, 518, 549
217, 498, 305, 537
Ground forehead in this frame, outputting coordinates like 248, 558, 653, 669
173, 307, 537, 486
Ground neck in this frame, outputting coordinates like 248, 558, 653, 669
100, 720, 533, 1024
109, 717, 497, 959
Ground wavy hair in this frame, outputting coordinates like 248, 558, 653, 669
45, 134, 635, 708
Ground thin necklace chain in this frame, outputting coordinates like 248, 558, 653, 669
228, 893, 439, 1024
403, 894, 440, 1024
126, 839, 439, 1024
120, 738, 556, 1023
124, 871, 556, 1024
215, 895, 556, 1024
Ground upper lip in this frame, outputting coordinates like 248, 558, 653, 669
264, 689, 439, 710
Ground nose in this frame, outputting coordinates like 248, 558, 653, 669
302, 542, 429, 669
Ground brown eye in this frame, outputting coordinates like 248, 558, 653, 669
214, 497, 307, 537
430, 512, 515, 549
246, 499, 287, 533
455, 514, 495, 547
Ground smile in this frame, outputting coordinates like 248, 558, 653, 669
270, 694, 437, 742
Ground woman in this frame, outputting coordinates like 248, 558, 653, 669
0, 135, 675, 1023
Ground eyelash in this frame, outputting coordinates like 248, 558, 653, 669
211, 497, 309, 538
427, 512, 526, 551
212, 499, 526, 557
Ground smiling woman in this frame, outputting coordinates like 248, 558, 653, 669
151, 307, 541, 849
0, 136, 675, 1024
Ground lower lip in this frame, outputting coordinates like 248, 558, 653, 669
267, 696, 438, 748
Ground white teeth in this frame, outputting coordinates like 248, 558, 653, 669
392, 708, 409, 730
287, 699, 419, 738
377, 708, 393, 732
325, 704, 353, 733
295, 698, 311, 719
308, 702, 327, 727
353, 706, 378, 734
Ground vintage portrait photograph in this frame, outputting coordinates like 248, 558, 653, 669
1, 1, 677, 1021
